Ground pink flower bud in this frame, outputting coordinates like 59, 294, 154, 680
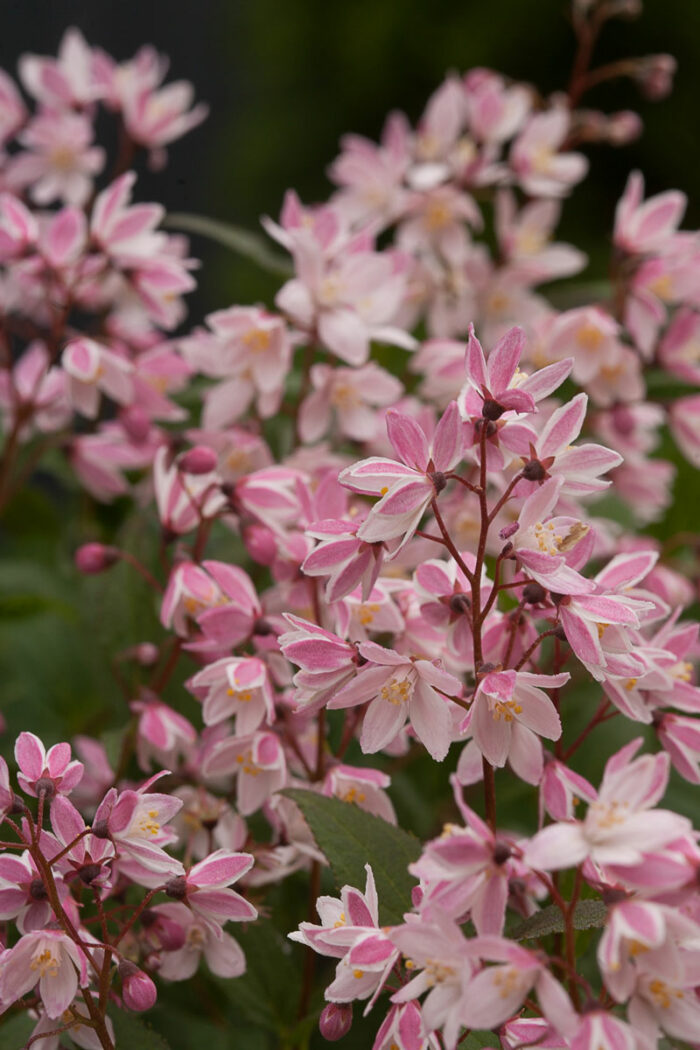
243, 524, 277, 565
120, 405, 151, 443
141, 909, 186, 951
134, 643, 160, 666
178, 445, 219, 475
119, 961, 157, 1012
636, 54, 676, 100
319, 1003, 352, 1041
75, 543, 120, 574
606, 110, 643, 145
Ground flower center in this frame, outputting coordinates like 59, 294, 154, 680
31, 947, 60, 978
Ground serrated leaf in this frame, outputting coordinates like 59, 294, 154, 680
165, 213, 293, 277
108, 1008, 172, 1050
283, 789, 421, 925
511, 899, 607, 940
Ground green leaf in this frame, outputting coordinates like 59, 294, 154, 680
462, 1031, 500, 1050
283, 789, 421, 925
216, 918, 301, 1034
0, 1010, 34, 1048
164, 213, 293, 277
108, 1008, 173, 1050
511, 899, 607, 940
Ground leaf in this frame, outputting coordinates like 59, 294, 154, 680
511, 899, 607, 940
108, 1008, 173, 1050
0, 1010, 34, 1048
462, 1032, 501, 1050
283, 789, 421, 925
164, 213, 293, 277
215, 918, 301, 1034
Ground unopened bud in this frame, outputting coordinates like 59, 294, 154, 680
606, 110, 643, 145
177, 445, 218, 475
140, 909, 186, 951
243, 524, 277, 566
119, 961, 157, 1012
75, 543, 120, 575
319, 1003, 353, 1041
636, 54, 677, 101
120, 405, 151, 444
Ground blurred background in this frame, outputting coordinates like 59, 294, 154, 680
1, 0, 698, 313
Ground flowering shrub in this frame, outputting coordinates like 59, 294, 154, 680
0, 4, 698, 1049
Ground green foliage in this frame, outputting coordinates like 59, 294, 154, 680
283, 789, 421, 925
0, 1010, 34, 1050
108, 1009, 173, 1050
165, 213, 293, 277
511, 900, 608, 940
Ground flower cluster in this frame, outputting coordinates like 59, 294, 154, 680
0, 4, 698, 1049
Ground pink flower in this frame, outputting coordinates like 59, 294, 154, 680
187, 656, 275, 733
15, 732, 84, 800
19, 28, 99, 108
92, 773, 185, 882
9, 109, 104, 206
268, 194, 415, 365
91, 171, 166, 261
121, 78, 208, 151
614, 170, 686, 254
0, 342, 70, 438
202, 731, 287, 816
462, 325, 536, 417
519, 393, 623, 496
373, 1003, 428, 1050
280, 614, 359, 712
510, 107, 588, 198
131, 697, 197, 772
322, 764, 396, 824
62, 338, 134, 418
470, 669, 567, 773
340, 402, 463, 552
153, 901, 246, 980
327, 640, 461, 761
390, 913, 476, 1050
299, 362, 403, 444
508, 477, 594, 595
460, 936, 570, 1032
160, 560, 225, 635
0, 929, 88, 1019
524, 739, 692, 870
291, 864, 398, 1007
169, 849, 257, 925
0, 192, 38, 261
48, 795, 114, 891
153, 446, 226, 535
302, 517, 386, 604
411, 786, 517, 934
657, 712, 700, 783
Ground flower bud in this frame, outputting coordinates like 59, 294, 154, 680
75, 543, 120, 575
120, 405, 151, 443
177, 445, 219, 475
606, 110, 643, 145
319, 1003, 352, 1041
119, 961, 157, 1012
636, 54, 676, 100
